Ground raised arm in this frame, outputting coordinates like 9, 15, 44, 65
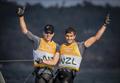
84, 14, 110, 48
17, 7, 28, 34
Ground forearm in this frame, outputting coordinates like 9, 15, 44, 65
84, 25, 107, 47
19, 16, 28, 34
43, 52, 59, 65
84, 14, 110, 48
95, 13, 110, 40
43, 59, 56, 66
95, 25, 106, 40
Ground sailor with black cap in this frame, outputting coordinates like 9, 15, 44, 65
17, 7, 59, 83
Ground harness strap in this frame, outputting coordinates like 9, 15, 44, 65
39, 75, 49, 83
35, 67, 54, 83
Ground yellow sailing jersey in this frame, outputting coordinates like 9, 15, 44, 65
33, 38, 57, 68
59, 42, 82, 71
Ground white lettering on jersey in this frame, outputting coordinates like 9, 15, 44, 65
59, 55, 82, 70
33, 50, 53, 61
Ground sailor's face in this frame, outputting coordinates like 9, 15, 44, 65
43, 32, 54, 42
65, 32, 76, 44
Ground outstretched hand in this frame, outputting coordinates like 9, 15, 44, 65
17, 6, 26, 17
104, 13, 111, 26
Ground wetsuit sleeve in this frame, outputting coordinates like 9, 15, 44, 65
56, 43, 60, 52
77, 42, 86, 56
25, 31, 40, 50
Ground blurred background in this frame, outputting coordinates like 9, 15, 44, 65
0, 0, 120, 83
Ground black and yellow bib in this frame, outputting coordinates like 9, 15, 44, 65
59, 42, 82, 71
33, 38, 57, 68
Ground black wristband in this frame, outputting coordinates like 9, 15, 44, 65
17, 7, 25, 17
18, 14, 24, 17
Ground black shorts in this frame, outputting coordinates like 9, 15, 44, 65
35, 73, 53, 83
34, 67, 53, 83
54, 69, 76, 83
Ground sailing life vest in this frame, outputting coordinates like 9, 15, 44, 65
59, 42, 82, 71
33, 38, 57, 68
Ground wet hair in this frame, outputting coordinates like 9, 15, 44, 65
44, 24, 54, 34
65, 26, 76, 35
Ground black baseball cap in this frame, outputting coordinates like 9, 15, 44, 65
44, 24, 54, 34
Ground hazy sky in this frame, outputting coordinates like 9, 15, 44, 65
7, 0, 120, 7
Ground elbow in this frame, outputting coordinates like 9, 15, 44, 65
21, 29, 28, 34
52, 59, 59, 65
50, 61, 57, 66
53, 61, 58, 65
22, 30, 28, 34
